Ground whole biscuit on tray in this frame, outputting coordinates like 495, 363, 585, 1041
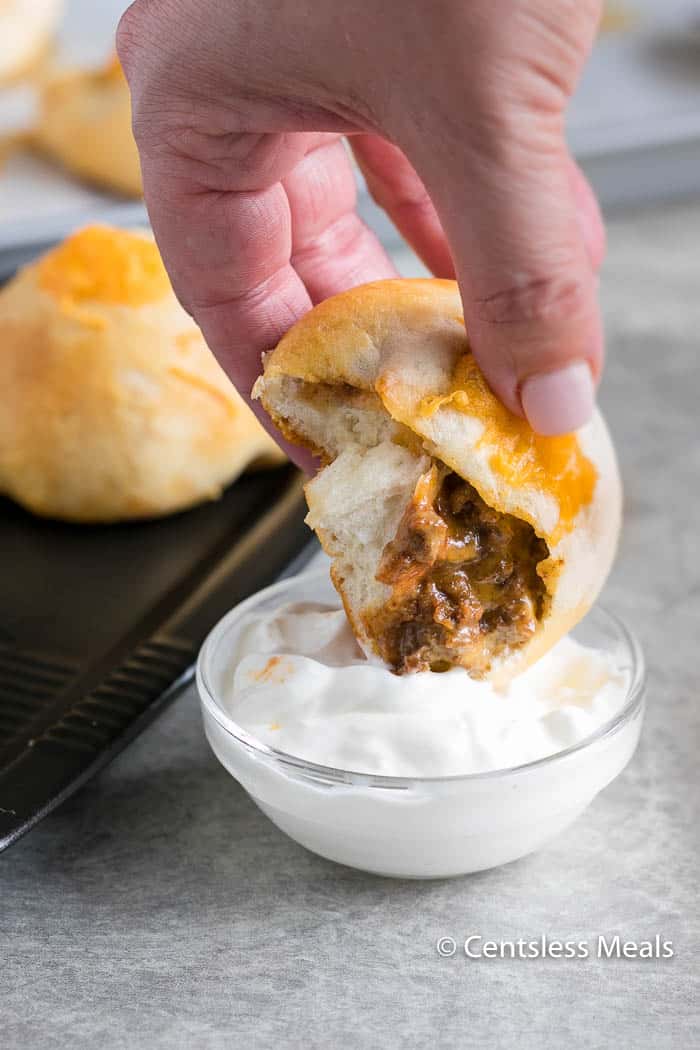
0, 224, 284, 522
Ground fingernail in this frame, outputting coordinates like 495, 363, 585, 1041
520, 361, 595, 435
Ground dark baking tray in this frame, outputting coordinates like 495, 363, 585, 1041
0, 459, 312, 851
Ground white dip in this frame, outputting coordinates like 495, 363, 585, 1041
224, 602, 629, 777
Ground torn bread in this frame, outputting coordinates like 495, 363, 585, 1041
253, 278, 621, 680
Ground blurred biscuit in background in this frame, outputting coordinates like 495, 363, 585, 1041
0, 0, 63, 84
0, 225, 285, 522
34, 55, 142, 197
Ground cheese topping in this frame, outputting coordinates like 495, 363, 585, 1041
37, 226, 171, 308
418, 354, 597, 536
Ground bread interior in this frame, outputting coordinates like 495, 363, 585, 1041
265, 377, 550, 674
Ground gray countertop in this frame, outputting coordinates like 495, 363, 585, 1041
3, 201, 699, 1049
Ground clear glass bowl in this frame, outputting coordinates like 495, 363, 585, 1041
196, 572, 645, 879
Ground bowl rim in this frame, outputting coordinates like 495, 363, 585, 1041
196, 570, 646, 787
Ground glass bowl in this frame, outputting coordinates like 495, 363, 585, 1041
196, 571, 645, 879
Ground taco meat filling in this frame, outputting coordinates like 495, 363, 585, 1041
367, 465, 549, 675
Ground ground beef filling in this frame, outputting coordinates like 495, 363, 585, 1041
368, 465, 549, 675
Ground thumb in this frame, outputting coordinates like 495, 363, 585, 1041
393, 24, 603, 435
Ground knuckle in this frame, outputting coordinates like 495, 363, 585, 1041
474, 275, 590, 328
293, 212, 365, 266
394, 185, 435, 225
369, 173, 433, 219
472, 92, 565, 157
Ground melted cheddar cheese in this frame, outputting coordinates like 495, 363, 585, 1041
37, 225, 171, 308
418, 354, 597, 537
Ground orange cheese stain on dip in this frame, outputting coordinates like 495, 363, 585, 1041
418, 354, 597, 538
250, 655, 293, 685
37, 225, 171, 309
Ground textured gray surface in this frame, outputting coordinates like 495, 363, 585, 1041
2, 202, 699, 1049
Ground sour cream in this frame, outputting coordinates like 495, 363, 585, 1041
225, 602, 629, 777
198, 572, 644, 876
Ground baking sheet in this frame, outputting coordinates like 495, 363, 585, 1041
0, 463, 311, 852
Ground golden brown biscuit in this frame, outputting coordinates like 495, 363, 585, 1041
34, 56, 142, 197
0, 0, 62, 84
254, 279, 621, 679
600, 3, 636, 34
0, 225, 285, 522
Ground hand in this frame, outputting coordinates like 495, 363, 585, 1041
117, 0, 605, 450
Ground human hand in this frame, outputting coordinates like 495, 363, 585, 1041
117, 0, 605, 451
